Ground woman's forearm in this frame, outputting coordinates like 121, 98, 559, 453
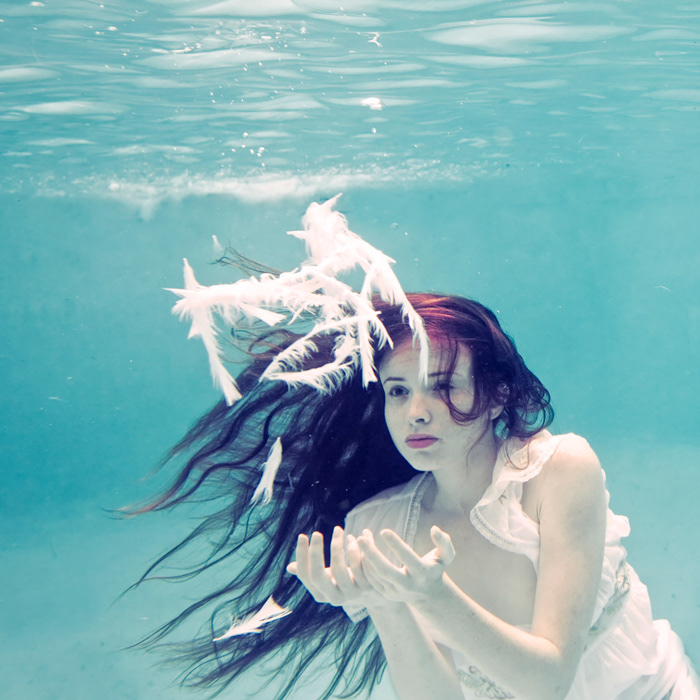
368, 602, 464, 700
411, 574, 575, 700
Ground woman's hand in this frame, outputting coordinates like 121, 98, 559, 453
358, 526, 456, 604
287, 526, 393, 609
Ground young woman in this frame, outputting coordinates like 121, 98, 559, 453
138, 292, 698, 700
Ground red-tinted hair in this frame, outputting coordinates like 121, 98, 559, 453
374, 293, 553, 438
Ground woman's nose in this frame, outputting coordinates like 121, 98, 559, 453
408, 392, 432, 424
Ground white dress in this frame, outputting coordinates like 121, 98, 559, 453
342, 431, 699, 700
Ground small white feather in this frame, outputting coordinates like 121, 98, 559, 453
212, 235, 224, 257
238, 301, 285, 326
182, 257, 198, 290
168, 261, 243, 405
213, 596, 292, 641
251, 437, 283, 505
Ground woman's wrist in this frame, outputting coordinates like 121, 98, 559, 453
406, 570, 452, 607
366, 599, 409, 617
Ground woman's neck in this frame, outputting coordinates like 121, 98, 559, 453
424, 431, 502, 517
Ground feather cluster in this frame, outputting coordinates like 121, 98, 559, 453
167, 193, 429, 405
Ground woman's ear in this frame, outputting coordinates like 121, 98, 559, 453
489, 405, 504, 420
490, 383, 509, 420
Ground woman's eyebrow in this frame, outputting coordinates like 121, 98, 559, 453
382, 371, 453, 382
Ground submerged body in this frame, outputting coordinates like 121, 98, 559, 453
290, 343, 699, 700
148, 277, 699, 700
343, 431, 698, 699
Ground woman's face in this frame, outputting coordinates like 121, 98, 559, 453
378, 342, 493, 473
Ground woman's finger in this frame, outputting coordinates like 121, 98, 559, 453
295, 534, 311, 581
359, 548, 391, 593
430, 525, 456, 565
358, 530, 405, 584
346, 535, 371, 588
380, 529, 424, 568
292, 534, 324, 599
329, 526, 354, 591
308, 531, 334, 591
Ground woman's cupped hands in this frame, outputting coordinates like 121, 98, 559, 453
286, 525, 456, 609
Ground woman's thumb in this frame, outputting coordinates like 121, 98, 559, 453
430, 525, 456, 564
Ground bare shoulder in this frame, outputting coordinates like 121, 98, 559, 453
528, 433, 602, 484
525, 434, 606, 521
541, 435, 606, 515
546, 434, 602, 477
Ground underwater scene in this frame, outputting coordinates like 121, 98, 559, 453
1, 1, 699, 698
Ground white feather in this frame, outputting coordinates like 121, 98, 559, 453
182, 257, 198, 290
168, 261, 242, 405
238, 302, 285, 326
265, 353, 358, 393
212, 235, 224, 257
213, 596, 292, 641
251, 437, 283, 505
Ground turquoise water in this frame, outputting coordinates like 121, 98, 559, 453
1, 1, 699, 698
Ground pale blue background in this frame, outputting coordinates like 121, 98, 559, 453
1, 1, 698, 698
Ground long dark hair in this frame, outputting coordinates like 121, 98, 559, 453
131, 293, 552, 699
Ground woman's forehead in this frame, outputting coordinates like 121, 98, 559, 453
379, 340, 472, 377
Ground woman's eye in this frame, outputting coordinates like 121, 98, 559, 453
433, 382, 453, 392
387, 386, 407, 398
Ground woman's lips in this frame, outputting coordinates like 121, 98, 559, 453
405, 435, 438, 449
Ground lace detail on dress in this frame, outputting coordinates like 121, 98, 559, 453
589, 560, 632, 640
457, 667, 515, 698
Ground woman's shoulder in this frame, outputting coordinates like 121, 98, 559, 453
515, 431, 601, 472
526, 432, 605, 507
544, 432, 601, 473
